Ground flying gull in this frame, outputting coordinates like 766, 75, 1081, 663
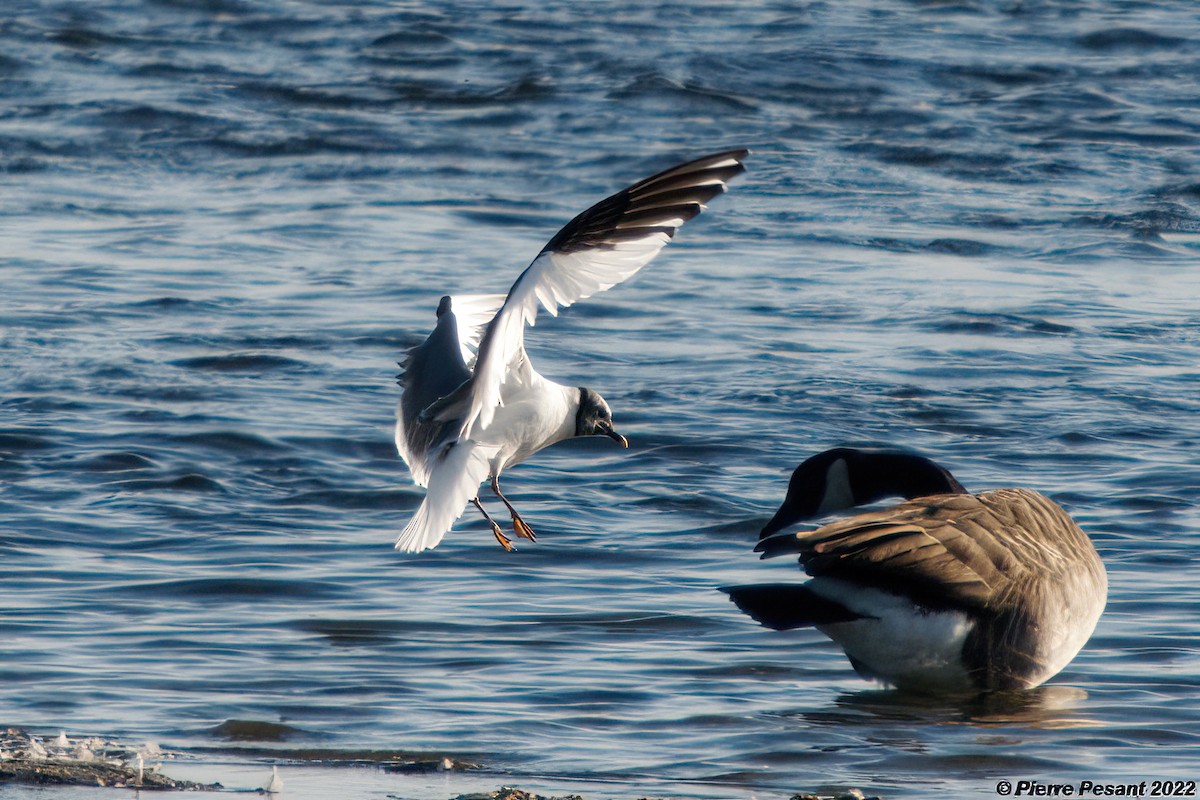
395, 149, 749, 552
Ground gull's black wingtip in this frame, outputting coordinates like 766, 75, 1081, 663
630, 148, 751, 191
543, 148, 750, 256
692, 147, 751, 162
696, 147, 751, 171
673, 147, 751, 176
707, 148, 751, 182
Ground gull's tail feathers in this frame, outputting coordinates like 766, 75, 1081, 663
396, 440, 495, 553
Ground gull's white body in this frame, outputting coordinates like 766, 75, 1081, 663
396, 372, 583, 554
394, 150, 748, 552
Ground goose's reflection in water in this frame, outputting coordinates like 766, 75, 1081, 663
791, 684, 1095, 730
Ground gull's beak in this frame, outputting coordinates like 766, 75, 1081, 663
599, 422, 629, 448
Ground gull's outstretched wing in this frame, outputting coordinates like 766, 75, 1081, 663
445, 293, 507, 368
440, 149, 749, 439
395, 294, 505, 486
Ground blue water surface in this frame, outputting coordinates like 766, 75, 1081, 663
3, 1, 1200, 797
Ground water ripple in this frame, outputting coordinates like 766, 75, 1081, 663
2, 1, 1199, 797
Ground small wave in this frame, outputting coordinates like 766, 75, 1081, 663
925, 312, 1075, 337
0, 432, 58, 453
186, 742, 476, 770
292, 618, 408, 647
1151, 181, 1200, 202
83, 104, 228, 136
1080, 205, 1200, 237
369, 26, 455, 51
116, 577, 346, 601
162, 0, 264, 18
936, 63, 1061, 89
110, 473, 226, 493
272, 489, 410, 510
522, 611, 717, 635
925, 238, 996, 256
209, 719, 310, 743
174, 430, 287, 455
1049, 127, 1200, 149
1076, 27, 1187, 51
48, 27, 123, 49
128, 296, 194, 310
209, 132, 394, 158
232, 334, 330, 349
393, 74, 556, 107
76, 452, 159, 472
844, 141, 1017, 180
172, 353, 309, 372
1, 156, 50, 175
230, 81, 383, 111
609, 73, 758, 113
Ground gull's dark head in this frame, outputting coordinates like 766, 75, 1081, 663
575, 387, 628, 448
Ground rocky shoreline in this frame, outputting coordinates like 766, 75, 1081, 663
0, 728, 879, 799
0, 728, 217, 790
0, 757, 216, 790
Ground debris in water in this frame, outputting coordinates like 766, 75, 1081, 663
265, 765, 284, 794
450, 789, 584, 800
0, 728, 216, 790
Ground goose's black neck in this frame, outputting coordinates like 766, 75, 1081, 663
760, 447, 967, 539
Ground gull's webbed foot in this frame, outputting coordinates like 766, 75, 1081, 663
510, 511, 537, 542
491, 525, 515, 552
472, 497, 515, 552
491, 476, 537, 542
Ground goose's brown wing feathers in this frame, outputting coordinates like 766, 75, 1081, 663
792, 489, 1078, 612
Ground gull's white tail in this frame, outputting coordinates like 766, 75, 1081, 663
396, 441, 494, 553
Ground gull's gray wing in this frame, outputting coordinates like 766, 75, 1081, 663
395, 294, 504, 486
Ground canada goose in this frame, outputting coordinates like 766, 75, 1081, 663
395, 150, 748, 552
723, 448, 1107, 693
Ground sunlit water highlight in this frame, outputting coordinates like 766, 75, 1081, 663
3, 1, 1200, 797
